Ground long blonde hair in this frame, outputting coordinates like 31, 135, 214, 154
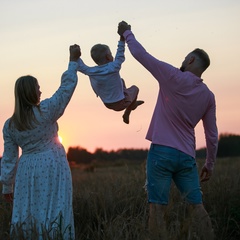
9, 75, 40, 131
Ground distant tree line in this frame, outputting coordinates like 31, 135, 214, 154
67, 147, 148, 164
217, 133, 240, 157
0, 133, 239, 164
67, 133, 240, 164
196, 133, 240, 158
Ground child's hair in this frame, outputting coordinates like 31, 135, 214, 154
91, 44, 110, 65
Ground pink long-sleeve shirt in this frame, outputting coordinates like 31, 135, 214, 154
123, 30, 218, 170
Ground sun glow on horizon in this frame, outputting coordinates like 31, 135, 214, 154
58, 136, 63, 144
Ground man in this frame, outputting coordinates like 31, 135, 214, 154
118, 21, 218, 239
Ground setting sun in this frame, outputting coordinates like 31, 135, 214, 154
58, 136, 63, 143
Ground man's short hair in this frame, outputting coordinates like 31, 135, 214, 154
191, 48, 210, 71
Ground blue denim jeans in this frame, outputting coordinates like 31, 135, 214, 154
146, 144, 202, 204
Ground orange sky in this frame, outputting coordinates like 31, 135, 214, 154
1, 0, 240, 155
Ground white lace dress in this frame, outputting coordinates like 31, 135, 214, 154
0, 62, 78, 239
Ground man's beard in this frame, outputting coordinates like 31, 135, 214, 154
180, 66, 185, 72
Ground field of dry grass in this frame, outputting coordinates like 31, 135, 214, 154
1, 157, 240, 239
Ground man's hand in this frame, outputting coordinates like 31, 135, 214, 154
3, 193, 13, 203
118, 21, 131, 36
69, 44, 81, 62
200, 166, 212, 182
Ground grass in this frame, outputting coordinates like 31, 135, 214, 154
1, 158, 240, 239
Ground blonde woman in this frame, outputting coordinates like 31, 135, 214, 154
0, 44, 80, 239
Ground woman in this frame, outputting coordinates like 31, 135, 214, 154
0, 44, 80, 239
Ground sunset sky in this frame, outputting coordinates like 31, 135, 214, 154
0, 0, 240, 155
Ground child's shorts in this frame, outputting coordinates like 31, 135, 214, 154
104, 85, 139, 111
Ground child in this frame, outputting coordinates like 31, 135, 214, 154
77, 35, 144, 124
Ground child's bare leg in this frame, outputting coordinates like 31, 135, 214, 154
123, 109, 131, 124
122, 100, 144, 124
132, 100, 144, 110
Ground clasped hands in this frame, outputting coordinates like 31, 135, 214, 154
69, 44, 81, 62
117, 21, 131, 37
